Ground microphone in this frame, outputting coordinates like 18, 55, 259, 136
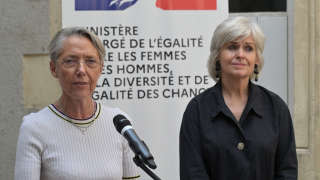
113, 114, 157, 169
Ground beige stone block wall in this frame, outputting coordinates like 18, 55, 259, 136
293, 0, 310, 149
23, 55, 60, 109
49, 0, 62, 37
22, 0, 62, 109
294, 0, 320, 179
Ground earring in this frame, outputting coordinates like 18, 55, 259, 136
254, 64, 259, 81
215, 61, 221, 79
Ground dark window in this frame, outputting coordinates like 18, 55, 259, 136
229, 0, 286, 12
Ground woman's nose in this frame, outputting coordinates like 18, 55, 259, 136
235, 47, 245, 58
76, 61, 87, 75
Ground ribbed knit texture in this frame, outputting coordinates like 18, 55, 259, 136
15, 103, 140, 180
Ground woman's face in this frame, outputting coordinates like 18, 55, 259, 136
50, 36, 102, 101
218, 35, 258, 81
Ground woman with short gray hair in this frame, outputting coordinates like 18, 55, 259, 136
180, 16, 297, 180
208, 16, 265, 82
14, 27, 140, 180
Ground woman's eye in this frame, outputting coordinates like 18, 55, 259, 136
86, 59, 98, 65
228, 44, 238, 50
64, 59, 75, 64
245, 46, 254, 52
87, 59, 96, 63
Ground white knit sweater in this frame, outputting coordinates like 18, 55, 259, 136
15, 103, 140, 180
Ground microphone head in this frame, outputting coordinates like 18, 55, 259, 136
113, 114, 132, 133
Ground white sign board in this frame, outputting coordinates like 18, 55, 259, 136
63, 1, 228, 179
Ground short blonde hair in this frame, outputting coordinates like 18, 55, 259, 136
208, 16, 265, 82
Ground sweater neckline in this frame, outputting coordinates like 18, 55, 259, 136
48, 102, 101, 125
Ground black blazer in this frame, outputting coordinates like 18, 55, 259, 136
179, 81, 297, 180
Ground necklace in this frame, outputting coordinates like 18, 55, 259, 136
71, 120, 95, 134
48, 103, 101, 134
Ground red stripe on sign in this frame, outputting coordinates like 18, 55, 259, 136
156, 0, 217, 10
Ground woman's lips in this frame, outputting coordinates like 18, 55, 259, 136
232, 63, 246, 66
73, 82, 88, 85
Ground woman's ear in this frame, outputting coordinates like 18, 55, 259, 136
50, 61, 58, 78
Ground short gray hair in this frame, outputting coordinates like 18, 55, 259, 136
208, 16, 265, 82
48, 27, 105, 63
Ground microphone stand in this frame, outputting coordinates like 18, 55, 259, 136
133, 156, 161, 180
